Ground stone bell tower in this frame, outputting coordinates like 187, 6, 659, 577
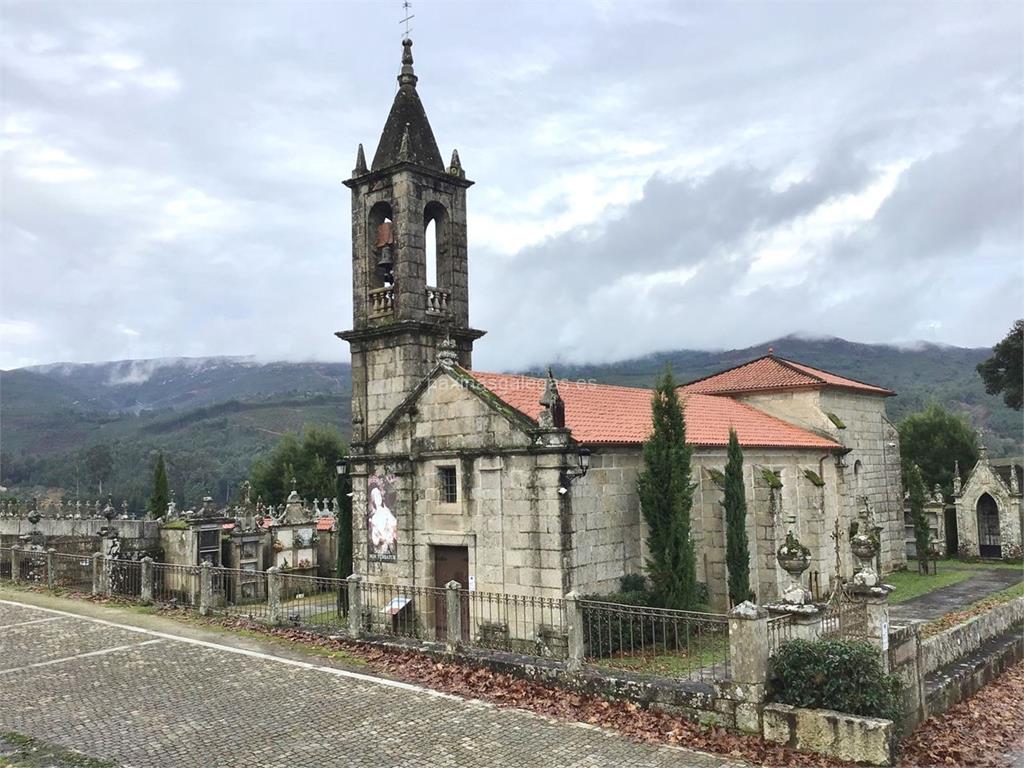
339, 38, 485, 446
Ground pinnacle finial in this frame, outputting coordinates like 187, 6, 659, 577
353, 143, 367, 177
538, 369, 565, 429
398, 38, 417, 89
448, 148, 465, 179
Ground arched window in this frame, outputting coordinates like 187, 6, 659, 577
423, 202, 447, 290
368, 201, 394, 288
854, 460, 863, 492
425, 218, 437, 286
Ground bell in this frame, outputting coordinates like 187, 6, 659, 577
377, 244, 395, 283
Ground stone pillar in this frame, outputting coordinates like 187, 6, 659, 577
10, 545, 21, 583
102, 554, 112, 597
346, 574, 363, 639
91, 551, 103, 596
728, 601, 769, 734
445, 580, 462, 652
140, 557, 154, 604
849, 589, 893, 673
565, 591, 585, 673
267, 566, 283, 625
199, 561, 212, 616
46, 548, 56, 589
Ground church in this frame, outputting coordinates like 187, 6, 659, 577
339, 39, 906, 611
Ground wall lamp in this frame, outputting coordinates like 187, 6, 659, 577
558, 447, 592, 495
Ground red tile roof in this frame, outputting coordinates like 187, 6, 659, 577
469, 371, 841, 450
682, 355, 894, 396
316, 517, 335, 532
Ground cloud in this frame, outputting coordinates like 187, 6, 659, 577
0, 0, 1020, 371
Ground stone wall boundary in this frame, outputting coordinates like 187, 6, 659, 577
763, 703, 896, 766
919, 596, 1024, 674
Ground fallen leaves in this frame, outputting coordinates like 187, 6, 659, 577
900, 659, 1024, 767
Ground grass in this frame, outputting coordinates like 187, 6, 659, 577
885, 558, 1024, 603
0, 732, 118, 768
592, 636, 729, 677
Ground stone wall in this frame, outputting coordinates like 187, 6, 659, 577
0, 518, 161, 558
763, 703, 896, 766
569, 449, 643, 595
920, 596, 1024, 674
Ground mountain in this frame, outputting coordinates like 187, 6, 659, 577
1, 337, 1018, 510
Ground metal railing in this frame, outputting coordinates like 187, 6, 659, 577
820, 596, 869, 639
110, 559, 142, 598
151, 562, 200, 607
464, 590, 568, 658
360, 580, 448, 642
580, 600, 730, 681
211, 567, 272, 620
275, 573, 347, 628
50, 552, 94, 592
767, 614, 794, 655
0, 546, 10, 580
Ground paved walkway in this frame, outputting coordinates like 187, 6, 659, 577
0, 591, 744, 768
889, 568, 1024, 624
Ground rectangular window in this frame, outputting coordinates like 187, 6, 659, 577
439, 466, 458, 504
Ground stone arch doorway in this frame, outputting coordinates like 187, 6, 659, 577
976, 493, 1001, 558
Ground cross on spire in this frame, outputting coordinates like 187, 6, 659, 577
400, 0, 415, 39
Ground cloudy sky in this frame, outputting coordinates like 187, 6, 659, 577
1, 0, 1021, 371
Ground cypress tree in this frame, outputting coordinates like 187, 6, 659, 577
723, 429, 752, 605
638, 368, 698, 609
148, 453, 170, 519
906, 463, 931, 574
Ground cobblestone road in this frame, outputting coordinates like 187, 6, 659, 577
0, 598, 744, 768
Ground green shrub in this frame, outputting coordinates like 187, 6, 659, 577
768, 638, 903, 723
619, 573, 647, 593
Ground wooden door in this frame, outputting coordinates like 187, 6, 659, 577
433, 546, 470, 641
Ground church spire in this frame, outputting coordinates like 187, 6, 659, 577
371, 38, 444, 172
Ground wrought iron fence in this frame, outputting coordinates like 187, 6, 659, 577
360, 580, 449, 642
580, 600, 730, 681
0, 546, 10, 579
211, 567, 272, 620
51, 552, 94, 592
767, 614, 794, 655
463, 590, 568, 658
110, 559, 142, 598
151, 563, 200, 607
17, 551, 49, 585
275, 573, 348, 629
820, 596, 869, 639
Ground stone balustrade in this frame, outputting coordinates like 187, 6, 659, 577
425, 286, 449, 314
368, 286, 395, 317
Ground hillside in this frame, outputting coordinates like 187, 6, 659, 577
1, 337, 1018, 510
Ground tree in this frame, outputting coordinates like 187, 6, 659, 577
637, 368, 698, 610
899, 405, 978, 495
723, 429, 752, 605
250, 425, 347, 504
905, 463, 930, 574
83, 444, 113, 496
977, 319, 1023, 411
147, 453, 170, 518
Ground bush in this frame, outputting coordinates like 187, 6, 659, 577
768, 638, 903, 723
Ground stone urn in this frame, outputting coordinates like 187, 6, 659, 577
27, 511, 41, 527
850, 520, 881, 587
777, 529, 812, 604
